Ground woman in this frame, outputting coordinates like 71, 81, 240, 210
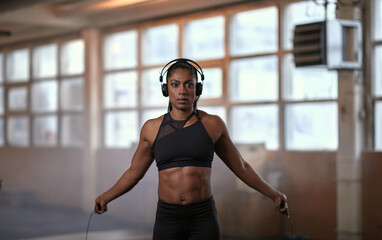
95, 58, 288, 240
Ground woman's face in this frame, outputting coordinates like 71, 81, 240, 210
167, 68, 197, 111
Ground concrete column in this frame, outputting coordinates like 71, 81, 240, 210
81, 28, 102, 210
336, 1, 363, 240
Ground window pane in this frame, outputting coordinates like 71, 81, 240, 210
230, 104, 278, 150
8, 87, 28, 111
375, 45, 382, 97
33, 43, 57, 78
61, 39, 84, 75
285, 102, 338, 150
61, 78, 83, 111
199, 106, 226, 123
0, 118, 3, 146
375, 101, 382, 150
142, 24, 178, 65
0, 87, 3, 114
141, 108, 166, 128
0, 53, 3, 83
184, 16, 224, 60
6, 48, 29, 82
105, 111, 138, 148
283, 54, 338, 100
283, 1, 336, 49
104, 30, 137, 70
141, 68, 168, 107
201, 68, 222, 99
33, 115, 57, 146
230, 7, 278, 56
374, 0, 382, 40
104, 71, 138, 108
230, 56, 278, 102
7, 116, 29, 147
61, 114, 83, 147
31, 80, 58, 113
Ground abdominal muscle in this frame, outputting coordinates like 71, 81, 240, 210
158, 166, 212, 205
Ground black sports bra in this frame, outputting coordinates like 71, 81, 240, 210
153, 111, 214, 171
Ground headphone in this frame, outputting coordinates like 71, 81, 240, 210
159, 58, 205, 97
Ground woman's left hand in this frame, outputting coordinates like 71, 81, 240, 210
273, 191, 288, 216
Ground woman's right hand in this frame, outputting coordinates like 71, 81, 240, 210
94, 195, 108, 214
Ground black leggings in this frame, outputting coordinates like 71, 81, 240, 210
153, 196, 221, 240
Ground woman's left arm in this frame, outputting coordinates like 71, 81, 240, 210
213, 117, 288, 214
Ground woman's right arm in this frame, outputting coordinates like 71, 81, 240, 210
94, 121, 155, 214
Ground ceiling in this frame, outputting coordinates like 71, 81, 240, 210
0, 0, 251, 47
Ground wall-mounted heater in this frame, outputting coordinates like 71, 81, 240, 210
293, 19, 362, 70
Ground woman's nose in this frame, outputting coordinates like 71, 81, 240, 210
179, 85, 186, 95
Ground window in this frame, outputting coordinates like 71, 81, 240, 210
230, 56, 278, 102
104, 71, 138, 108
283, 55, 338, 101
183, 16, 225, 60
4, 48, 30, 146
228, 6, 279, 149
8, 87, 28, 111
0, 53, 3, 146
104, 31, 137, 70
1, 39, 84, 148
7, 116, 29, 147
230, 7, 278, 56
6, 48, 29, 82
60, 39, 84, 147
104, 111, 138, 148
33, 44, 57, 78
141, 68, 168, 107
31, 43, 59, 147
100, 1, 341, 151
230, 105, 279, 150
375, 102, 382, 149
373, 0, 382, 150
285, 102, 338, 150
33, 115, 57, 146
374, 0, 382, 40
142, 24, 178, 65
103, 30, 139, 148
200, 68, 222, 99
282, 1, 338, 150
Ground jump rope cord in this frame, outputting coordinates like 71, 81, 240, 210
85, 211, 95, 240
286, 214, 293, 240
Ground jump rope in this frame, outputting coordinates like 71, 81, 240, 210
85, 203, 293, 240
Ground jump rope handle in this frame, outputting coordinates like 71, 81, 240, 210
280, 201, 289, 216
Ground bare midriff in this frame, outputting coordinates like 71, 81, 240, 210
158, 166, 212, 205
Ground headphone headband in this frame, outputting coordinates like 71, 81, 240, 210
159, 58, 204, 83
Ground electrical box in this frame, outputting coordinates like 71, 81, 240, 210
293, 19, 362, 69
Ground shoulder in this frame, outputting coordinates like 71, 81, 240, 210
198, 110, 226, 127
141, 114, 164, 142
197, 110, 227, 143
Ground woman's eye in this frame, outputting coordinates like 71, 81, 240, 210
186, 83, 194, 88
171, 83, 178, 87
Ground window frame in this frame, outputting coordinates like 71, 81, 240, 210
0, 35, 84, 148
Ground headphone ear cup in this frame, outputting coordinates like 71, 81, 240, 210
196, 82, 203, 96
161, 84, 169, 97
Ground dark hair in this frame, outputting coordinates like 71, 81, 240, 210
166, 61, 199, 112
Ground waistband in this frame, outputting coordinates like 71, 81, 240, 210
158, 196, 214, 209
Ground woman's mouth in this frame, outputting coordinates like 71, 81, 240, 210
177, 99, 188, 104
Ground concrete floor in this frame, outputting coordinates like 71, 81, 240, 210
0, 190, 151, 240
0, 190, 297, 240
